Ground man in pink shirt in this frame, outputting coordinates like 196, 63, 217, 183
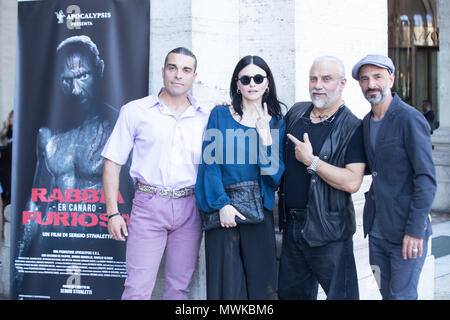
101, 47, 209, 300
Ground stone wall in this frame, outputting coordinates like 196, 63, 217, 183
0, 0, 17, 122
433, 0, 450, 214
239, 0, 296, 109
0, 205, 11, 297
294, 0, 388, 119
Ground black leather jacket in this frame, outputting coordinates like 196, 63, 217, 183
279, 102, 361, 247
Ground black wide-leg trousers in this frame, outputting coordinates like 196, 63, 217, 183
204, 210, 277, 300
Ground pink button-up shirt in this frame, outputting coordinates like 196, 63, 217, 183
101, 91, 210, 189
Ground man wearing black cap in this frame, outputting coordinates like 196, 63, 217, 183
352, 54, 436, 300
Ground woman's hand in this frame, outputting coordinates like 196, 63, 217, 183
219, 205, 246, 228
255, 102, 272, 146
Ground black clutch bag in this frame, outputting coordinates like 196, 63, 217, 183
200, 180, 265, 231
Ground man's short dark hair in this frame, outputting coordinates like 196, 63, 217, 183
164, 47, 197, 72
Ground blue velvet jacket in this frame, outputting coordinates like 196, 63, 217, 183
195, 105, 285, 213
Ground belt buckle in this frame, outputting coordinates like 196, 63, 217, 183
173, 188, 190, 198
173, 189, 183, 198
138, 183, 157, 195
159, 189, 172, 197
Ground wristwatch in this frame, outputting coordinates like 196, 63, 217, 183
307, 156, 319, 174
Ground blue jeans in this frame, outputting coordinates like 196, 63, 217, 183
278, 217, 359, 300
369, 236, 428, 300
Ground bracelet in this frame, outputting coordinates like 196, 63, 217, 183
108, 212, 121, 220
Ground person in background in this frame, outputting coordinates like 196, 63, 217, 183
0, 110, 13, 146
422, 100, 435, 134
0, 110, 13, 207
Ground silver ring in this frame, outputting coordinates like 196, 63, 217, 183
111, 234, 116, 238
412, 248, 419, 253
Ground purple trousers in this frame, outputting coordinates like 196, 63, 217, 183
121, 189, 202, 300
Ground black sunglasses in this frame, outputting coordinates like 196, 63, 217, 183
237, 74, 267, 85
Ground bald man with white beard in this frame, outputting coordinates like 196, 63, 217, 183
277, 56, 366, 300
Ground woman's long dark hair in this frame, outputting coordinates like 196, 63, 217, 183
229, 55, 286, 122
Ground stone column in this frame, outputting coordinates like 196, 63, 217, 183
433, 0, 450, 213
149, 0, 240, 109
0, 0, 17, 121
148, 0, 194, 95
239, 0, 296, 109
149, 0, 240, 300
0, 205, 11, 298
0, 0, 16, 300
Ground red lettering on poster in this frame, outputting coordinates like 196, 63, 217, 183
22, 211, 130, 227
29, 188, 125, 203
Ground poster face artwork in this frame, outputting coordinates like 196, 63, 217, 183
12, 0, 149, 299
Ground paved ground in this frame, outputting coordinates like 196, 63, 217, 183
431, 212, 450, 300
1, 211, 449, 300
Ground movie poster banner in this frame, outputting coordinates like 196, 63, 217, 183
11, 0, 149, 299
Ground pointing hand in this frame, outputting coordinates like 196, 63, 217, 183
287, 133, 314, 166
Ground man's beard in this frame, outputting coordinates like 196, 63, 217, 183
364, 86, 390, 105
310, 85, 341, 109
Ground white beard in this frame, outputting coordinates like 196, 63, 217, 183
310, 85, 341, 109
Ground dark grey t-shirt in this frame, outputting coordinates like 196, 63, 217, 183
369, 116, 383, 151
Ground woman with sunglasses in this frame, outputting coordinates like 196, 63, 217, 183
195, 55, 286, 299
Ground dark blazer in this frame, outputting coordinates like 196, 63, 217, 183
423, 109, 435, 134
362, 94, 436, 244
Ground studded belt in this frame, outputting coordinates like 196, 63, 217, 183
136, 182, 194, 198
